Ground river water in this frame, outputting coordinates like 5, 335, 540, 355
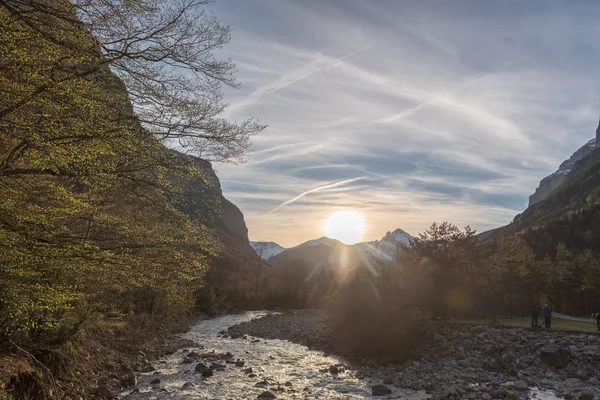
120, 312, 563, 400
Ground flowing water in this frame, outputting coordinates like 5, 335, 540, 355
119, 312, 563, 400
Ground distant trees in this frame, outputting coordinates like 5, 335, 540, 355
400, 222, 600, 318
0, 0, 263, 347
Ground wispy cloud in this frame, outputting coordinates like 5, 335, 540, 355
267, 176, 366, 215
212, 0, 600, 246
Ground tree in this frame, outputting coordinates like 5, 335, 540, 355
0, 0, 265, 163
0, 0, 262, 346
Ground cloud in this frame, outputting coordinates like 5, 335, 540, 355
226, 44, 372, 115
211, 0, 600, 247
266, 176, 367, 215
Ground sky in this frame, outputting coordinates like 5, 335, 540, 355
209, 0, 600, 248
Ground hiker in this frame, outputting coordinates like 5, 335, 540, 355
542, 304, 552, 328
530, 304, 539, 328
596, 312, 600, 331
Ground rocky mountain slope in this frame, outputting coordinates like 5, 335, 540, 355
485, 145, 600, 256
529, 138, 597, 206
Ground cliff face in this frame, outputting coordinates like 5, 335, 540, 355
528, 138, 596, 207
173, 153, 251, 250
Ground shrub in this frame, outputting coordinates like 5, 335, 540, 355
327, 271, 431, 363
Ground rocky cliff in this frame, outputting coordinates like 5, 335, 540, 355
173, 152, 254, 254
528, 138, 596, 207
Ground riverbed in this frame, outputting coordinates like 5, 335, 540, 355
118, 312, 581, 399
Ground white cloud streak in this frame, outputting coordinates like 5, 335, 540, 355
266, 176, 366, 215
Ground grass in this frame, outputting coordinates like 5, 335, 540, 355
452, 316, 600, 334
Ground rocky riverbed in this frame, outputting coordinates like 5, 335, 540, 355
229, 310, 600, 400
110, 311, 600, 400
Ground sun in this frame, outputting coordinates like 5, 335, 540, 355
323, 210, 366, 245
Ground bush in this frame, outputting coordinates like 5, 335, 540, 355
327, 271, 431, 363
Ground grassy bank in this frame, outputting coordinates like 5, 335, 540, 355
452, 316, 600, 334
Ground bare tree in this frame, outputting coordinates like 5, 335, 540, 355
0, 0, 265, 162
252, 242, 269, 297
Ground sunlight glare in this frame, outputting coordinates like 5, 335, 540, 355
323, 210, 366, 245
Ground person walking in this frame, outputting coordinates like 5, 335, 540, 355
530, 304, 539, 328
542, 304, 552, 329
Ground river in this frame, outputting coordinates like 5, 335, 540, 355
119, 312, 564, 399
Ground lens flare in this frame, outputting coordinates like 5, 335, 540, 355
323, 210, 366, 245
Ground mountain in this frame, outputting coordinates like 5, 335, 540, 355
250, 241, 286, 260
528, 138, 597, 207
355, 228, 416, 260
483, 118, 600, 256
267, 228, 416, 267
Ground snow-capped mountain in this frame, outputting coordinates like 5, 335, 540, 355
354, 228, 416, 261
267, 228, 416, 267
297, 236, 342, 248
250, 241, 286, 260
529, 137, 597, 207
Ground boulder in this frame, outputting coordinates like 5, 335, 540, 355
235, 360, 245, 367
513, 380, 528, 390
194, 362, 213, 377
371, 384, 392, 396
120, 371, 137, 387
540, 344, 569, 368
258, 391, 276, 398
94, 384, 114, 399
329, 365, 340, 374
150, 378, 161, 385
181, 382, 195, 389
578, 392, 594, 400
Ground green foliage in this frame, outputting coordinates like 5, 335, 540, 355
0, 0, 261, 350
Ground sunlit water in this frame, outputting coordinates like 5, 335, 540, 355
120, 312, 563, 399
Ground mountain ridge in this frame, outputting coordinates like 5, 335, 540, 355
252, 228, 416, 264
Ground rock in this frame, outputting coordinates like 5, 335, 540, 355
235, 360, 245, 367
470, 325, 486, 333
181, 382, 195, 389
329, 365, 340, 374
576, 369, 588, 378
229, 332, 243, 339
588, 377, 599, 385
139, 364, 155, 373
563, 378, 581, 386
258, 391, 276, 399
120, 371, 137, 387
94, 384, 114, 399
210, 363, 226, 370
371, 384, 392, 396
578, 392, 594, 400
383, 378, 393, 385
513, 380, 528, 390
150, 378, 161, 385
540, 344, 569, 368
243, 367, 254, 374
194, 362, 213, 377
248, 373, 257, 378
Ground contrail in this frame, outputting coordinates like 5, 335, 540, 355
266, 176, 366, 215
374, 73, 495, 124
266, 45, 372, 94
